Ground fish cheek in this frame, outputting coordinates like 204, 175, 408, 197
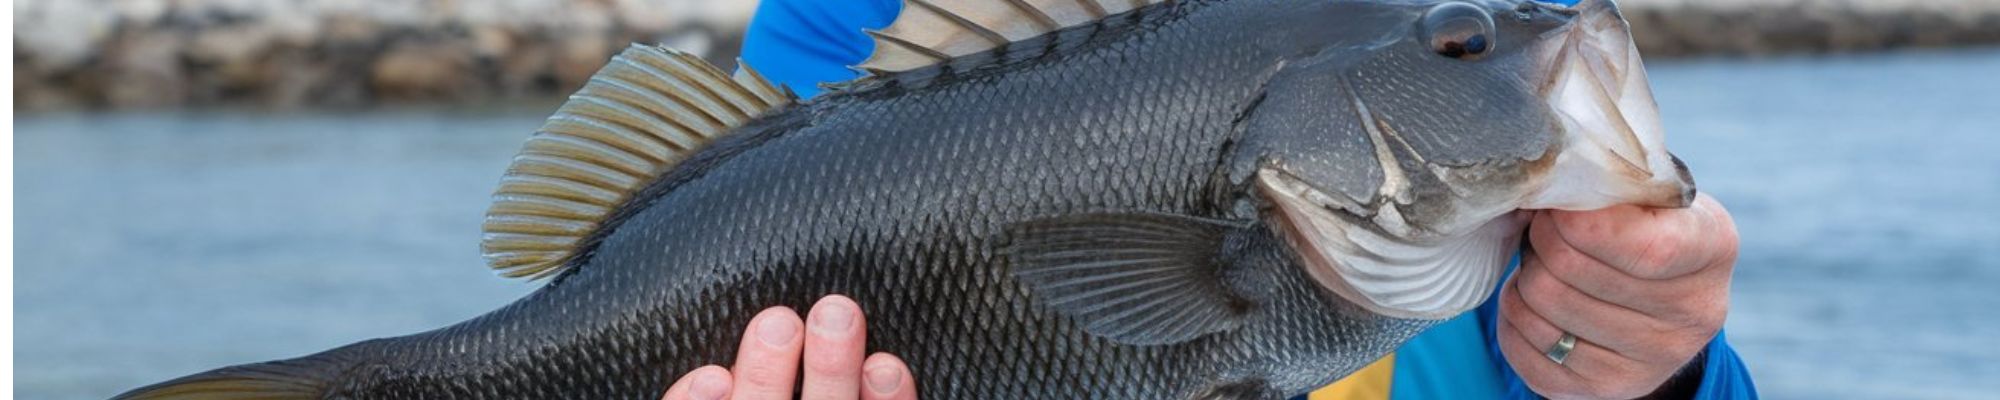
1345, 51, 1564, 223
1349, 63, 1552, 168
1226, 58, 1385, 212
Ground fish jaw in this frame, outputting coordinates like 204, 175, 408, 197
1524, 0, 1695, 211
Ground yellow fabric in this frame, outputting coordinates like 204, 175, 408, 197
1309, 352, 1396, 400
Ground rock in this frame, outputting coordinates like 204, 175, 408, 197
190, 24, 277, 66
553, 33, 613, 93
498, 40, 557, 97
371, 40, 477, 101
321, 14, 383, 45
471, 26, 516, 58
15, 0, 117, 72
98, 29, 189, 109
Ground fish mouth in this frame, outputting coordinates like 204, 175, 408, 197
1525, 0, 1696, 210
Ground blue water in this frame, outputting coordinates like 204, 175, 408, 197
16, 51, 2000, 399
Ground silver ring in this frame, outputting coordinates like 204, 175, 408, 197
1545, 332, 1578, 366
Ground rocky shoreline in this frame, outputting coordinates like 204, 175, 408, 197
15, 0, 2000, 110
14, 0, 758, 110
1621, 0, 2000, 58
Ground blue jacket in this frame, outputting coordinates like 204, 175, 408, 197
735, 1, 1755, 397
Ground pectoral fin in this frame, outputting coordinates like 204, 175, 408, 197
1003, 212, 1250, 346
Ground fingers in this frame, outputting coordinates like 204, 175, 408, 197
1526, 213, 1652, 308
1495, 295, 1588, 396
1545, 193, 1736, 280
1506, 195, 1738, 399
1498, 279, 1666, 400
1528, 212, 1734, 326
666, 297, 917, 400
662, 365, 733, 400
802, 296, 867, 400
1507, 218, 1732, 399
731, 307, 805, 400
1509, 259, 1652, 361
861, 353, 918, 400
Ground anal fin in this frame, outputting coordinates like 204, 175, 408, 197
110, 358, 334, 400
1003, 212, 1249, 346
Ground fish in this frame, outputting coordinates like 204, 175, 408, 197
115, 0, 1693, 398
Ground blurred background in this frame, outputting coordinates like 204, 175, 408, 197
14, 0, 2000, 399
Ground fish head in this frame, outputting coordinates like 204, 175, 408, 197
1245, 0, 1692, 319
1249, 0, 1691, 237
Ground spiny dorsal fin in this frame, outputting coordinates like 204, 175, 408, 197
857, 0, 1169, 73
482, 45, 794, 279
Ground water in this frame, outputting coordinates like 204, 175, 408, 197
15, 108, 547, 398
17, 51, 2000, 399
1655, 50, 2000, 399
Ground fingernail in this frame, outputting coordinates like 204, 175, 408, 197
812, 301, 855, 335
866, 365, 902, 394
689, 370, 730, 400
757, 313, 797, 347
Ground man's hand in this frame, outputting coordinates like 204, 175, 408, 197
1498, 194, 1739, 399
662, 295, 918, 400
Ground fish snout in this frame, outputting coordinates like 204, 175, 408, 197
1632, 153, 1697, 209
1521, 0, 1695, 212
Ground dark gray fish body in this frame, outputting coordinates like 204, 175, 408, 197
118, 0, 1691, 399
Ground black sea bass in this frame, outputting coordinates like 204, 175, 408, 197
119, 0, 1693, 398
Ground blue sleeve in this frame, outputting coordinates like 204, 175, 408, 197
1686, 331, 1759, 399
1480, 266, 1759, 399
738, 0, 901, 98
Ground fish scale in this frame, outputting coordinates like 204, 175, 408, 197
117, 0, 1694, 398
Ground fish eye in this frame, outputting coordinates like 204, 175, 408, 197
1420, 2, 1497, 60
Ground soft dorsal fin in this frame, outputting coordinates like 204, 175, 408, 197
482, 45, 794, 279
857, 0, 1170, 73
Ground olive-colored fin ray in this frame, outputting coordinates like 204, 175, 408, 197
108, 359, 330, 400
483, 44, 795, 280
1003, 212, 1248, 346
856, 0, 1169, 73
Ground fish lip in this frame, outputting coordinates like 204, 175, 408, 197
1520, 0, 1695, 211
